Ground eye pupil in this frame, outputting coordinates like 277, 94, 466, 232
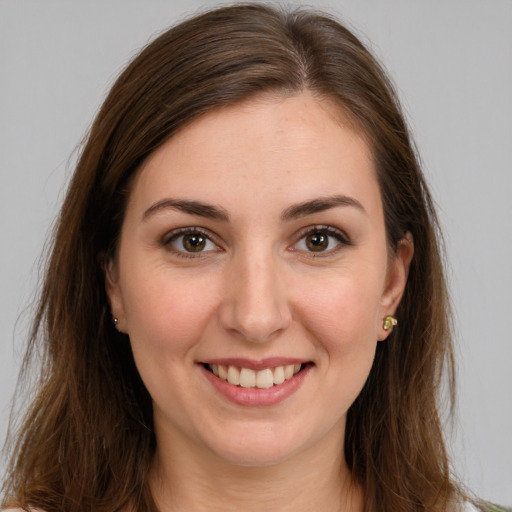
183, 233, 206, 252
306, 233, 329, 251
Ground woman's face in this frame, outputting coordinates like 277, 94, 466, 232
107, 92, 412, 467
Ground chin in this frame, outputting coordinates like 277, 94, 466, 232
211, 440, 302, 468
200, 420, 334, 468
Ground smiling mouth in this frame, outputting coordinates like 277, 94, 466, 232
205, 363, 309, 390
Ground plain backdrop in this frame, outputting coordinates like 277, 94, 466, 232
1, 0, 511, 505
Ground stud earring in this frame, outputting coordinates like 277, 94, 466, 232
383, 315, 397, 331
113, 317, 119, 329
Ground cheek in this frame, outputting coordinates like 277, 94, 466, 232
122, 272, 222, 413
122, 269, 220, 355
298, 273, 383, 343
295, 271, 383, 391
298, 279, 381, 417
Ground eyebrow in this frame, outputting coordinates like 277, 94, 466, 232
281, 194, 366, 220
143, 199, 230, 221
142, 194, 366, 222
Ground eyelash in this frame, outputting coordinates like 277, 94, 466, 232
161, 225, 351, 258
161, 227, 221, 259
291, 225, 351, 257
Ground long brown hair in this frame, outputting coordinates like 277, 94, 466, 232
2, 4, 462, 511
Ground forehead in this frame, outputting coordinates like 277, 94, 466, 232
127, 92, 380, 219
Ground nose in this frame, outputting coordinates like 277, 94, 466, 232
218, 251, 292, 343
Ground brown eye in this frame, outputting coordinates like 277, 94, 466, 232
182, 233, 206, 252
305, 233, 329, 251
293, 226, 349, 255
166, 229, 219, 255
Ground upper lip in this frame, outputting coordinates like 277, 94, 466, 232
198, 357, 310, 371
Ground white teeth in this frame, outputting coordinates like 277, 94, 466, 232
273, 366, 285, 385
218, 365, 228, 380
256, 368, 274, 389
284, 364, 294, 379
227, 365, 240, 386
208, 363, 305, 389
239, 368, 256, 388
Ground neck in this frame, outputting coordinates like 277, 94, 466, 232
149, 425, 363, 512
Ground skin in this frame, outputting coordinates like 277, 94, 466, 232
107, 91, 413, 512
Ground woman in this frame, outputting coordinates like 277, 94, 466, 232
0, 4, 506, 512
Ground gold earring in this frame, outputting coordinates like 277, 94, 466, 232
383, 315, 397, 331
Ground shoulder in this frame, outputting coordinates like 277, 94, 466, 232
463, 503, 482, 512
461, 502, 512, 512
1, 509, 46, 512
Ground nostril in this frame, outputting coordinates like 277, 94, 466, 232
217, 271, 292, 343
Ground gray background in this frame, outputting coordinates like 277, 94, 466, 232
1, 0, 511, 505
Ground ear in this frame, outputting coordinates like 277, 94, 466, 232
105, 258, 127, 333
378, 233, 414, 341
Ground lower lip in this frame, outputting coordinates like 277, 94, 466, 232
200, 364, 312, 407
